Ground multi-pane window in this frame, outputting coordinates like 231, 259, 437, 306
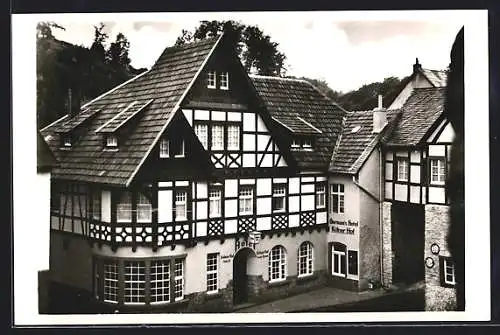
206, 253, 219, 294
209, 188, 222, 217
330, 184, 344, 214
316, 185, 326, 209
150, 260, 170, 304
92, 190, 101, 220
106, 135, 118, 148
103, 261, 118, 303
175, 191, 187, 221
211, 124, 224, 150
159, 138, 169, 158
207, 70, 216, 89
239, 187, 254, 215
397, 158, 409, 181
195, 124, 208, 149
303, 138, 312, 148
291, 139, 300, 148
117, 192, 132, 222
442, 257, 456, 286
219, 72, 229, 90
332, 243, 347, 277
269, 246, 287, 282
272, 184, 286, 212
227, 124, 240, 150
174, 258, 185, 301
124, 261, 146, 304
430, 158, 446, 184
136, 193, 152, 223
297, 242, 314, 277
348, 250, 358, 276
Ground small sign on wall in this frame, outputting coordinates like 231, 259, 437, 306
329, 218, 358, 235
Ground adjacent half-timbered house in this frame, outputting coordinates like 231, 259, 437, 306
40, 33, 346, 312
381, 78, 457, 310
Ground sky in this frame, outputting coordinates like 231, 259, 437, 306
48, 11, 464, 94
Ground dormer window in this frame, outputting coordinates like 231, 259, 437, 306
220, 72, 229, 90
207, 70, 216, 89
291, 136, 314, 150
303, 138, 312, 148
63, 136, 72, 147
106, 135, 118, 148
159, 138, 169, 158
291, 139, 300, 148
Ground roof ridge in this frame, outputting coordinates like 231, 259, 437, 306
249, 74, 310, 84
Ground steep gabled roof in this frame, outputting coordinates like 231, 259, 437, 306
41, 35, 223, 186
383, 87, 446, 146
249, 75, 346, 171
421, 68, 448, 87
329, 109, 400, 174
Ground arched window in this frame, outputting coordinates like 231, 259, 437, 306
297, 242, 314, 277
268, 246, 287, 282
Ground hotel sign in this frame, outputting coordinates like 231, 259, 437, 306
329, 218, 358, 235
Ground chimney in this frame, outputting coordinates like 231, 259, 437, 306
373, 94, 387, 133
413, 57, 422, 74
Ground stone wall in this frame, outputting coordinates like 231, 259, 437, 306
424, 204, 458, 311
381, 201, 393, 287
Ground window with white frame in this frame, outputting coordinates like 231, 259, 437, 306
63, 135, 72, 147
211, 124, 224, 150
159, 138, 169, 158
219, 72, 229, 90
227, 124, 240, 150
174, 258, 185, 301
209, 188, 222, 217
124, 261, 146, 304
106, 135, 118, 148
207, 70, 216, 89
206, 253, 219, 294
330, 184, 344, 214
175, 191, 187, 221
239, 186, 254, 215
297, 242, 314, 277
272, 184, 286, 212
430, 158, 446, 184
150, 260, 170, 304
303, 138, 312, 148
332, 243, 347, 277
195, 123, 208, 149
441, 257, 456, 286
173, 140, 185, 158
117, 192, 132, 222
269, 246, 287, 282
136, 193, 152, 223
397, 158, 409, 181
316, 184, 326, 209
103, 261, 118, 303
92, 190, 101, 220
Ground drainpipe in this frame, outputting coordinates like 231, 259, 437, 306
378, 145, 385, 288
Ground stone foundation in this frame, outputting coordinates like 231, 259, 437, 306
381, 201, 393, 287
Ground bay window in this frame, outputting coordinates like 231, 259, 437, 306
92, 190, 101, 220
174, 258, 185, 301
124, 261, 146, 304
117, 192, 132, 222
136, 193, 152, 223
150, 260, 170, 304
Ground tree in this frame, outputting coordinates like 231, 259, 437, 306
298, 77, 343, 102
175, 20, 287, 76
90, 22, 108, 64
106, 32, 131, 70
36, 21, 65, 39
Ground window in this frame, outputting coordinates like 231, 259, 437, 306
117, 192, 132, 222
239, 187, 254, 215
316, 185, 326, 209
136, 193, 152, 223
430, 158, 446, 184
332, 243, 347, 277
291, 139, 300, 148
103, 261, 118, 303
174, 140, 185, 158
227, 124, 240, 150
206, 253, 219, 294
209, 188, 222, 217
63, 136, 72, 147
211, 124, 224, 150
348, 250, 358, 276
330, 184, 344, 214
106, 135, 118, 148
195, 123, 208, 149
92, 190, 101, 220
219, 72, 229, 90
150, 260, 170, 304
303, 138, 312, 148
175, 191, 187, 221
268, 246, 287, 282
207, 70, 216, 89
272, 184, 286, 212
159, 138, 169, 158
397, 158, 409, 181
440, 256, 456, 287
174, 258, 185, 301
297, 242, 314, 277
124, 261, 146, 304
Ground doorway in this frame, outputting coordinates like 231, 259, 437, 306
232, 248, 256, 305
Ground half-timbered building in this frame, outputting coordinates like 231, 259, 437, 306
40, 33, 346, 312
380, 62, 457, 310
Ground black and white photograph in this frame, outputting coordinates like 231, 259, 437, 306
12, 10, 490, 325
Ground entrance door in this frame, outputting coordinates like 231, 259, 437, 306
233, 249, 249, 305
